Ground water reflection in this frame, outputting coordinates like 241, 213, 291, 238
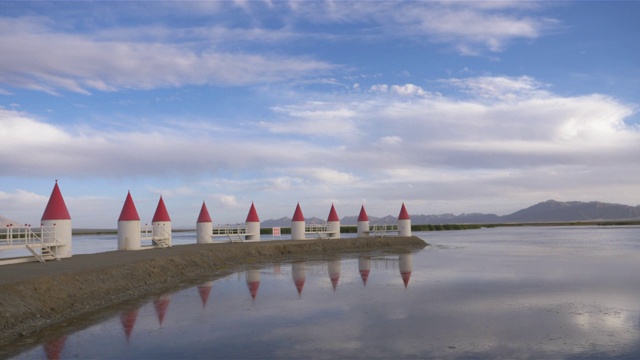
358, 256, 371, 286
11, 227, 640, 359
246, 269, 261, 300
292, 261, 306, 297
42, 337, 66, 360
197, 281, 212, 308
120, 308, 138, 342
328, 259, 341, 291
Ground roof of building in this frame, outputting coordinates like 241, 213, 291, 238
357, 205, 369, 222
398, 202, 410, 220
292, 202, 305, 222
327, 203, 340, 222
246, 202, 260, 223
118, 191, 140, 221
152, 196, 171, 222
197, 201, 212, 223
41, 181, 71, 221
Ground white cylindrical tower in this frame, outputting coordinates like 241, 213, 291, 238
291, 202, 305, 240
245, 202, 261, 242
118, 191, 141, 250
356, 205, 370, 237
398, 202, 411, 237
327, 203, 340, 239
152, 196, 172, 247
41, 181, 72, 258
196, 201, 213, 244
399, 253, 413, 288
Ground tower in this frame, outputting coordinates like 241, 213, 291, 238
291, 202, 305, 240
118, 191, 141, 250
398, 203, 411, 237
196, 201, 213, 244
327, 203, 340, 239
152, 196, 172, 247
245, 202, 261, 241
357, 205, 370, 237
41, 181, 72, 258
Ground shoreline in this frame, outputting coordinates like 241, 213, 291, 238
0, 236, 427, 350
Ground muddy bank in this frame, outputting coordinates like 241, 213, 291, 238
0, 236, 426, 348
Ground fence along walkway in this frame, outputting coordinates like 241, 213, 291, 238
0, 225, 61, 262
305, 223, 331, 239
140, 224, 171, 248
211, 224, 255, 242
368, 224, 399, 237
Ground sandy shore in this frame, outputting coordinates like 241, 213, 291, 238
0, 236, 426, 349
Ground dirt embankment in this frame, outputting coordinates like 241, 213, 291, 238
0, 236, 426, 348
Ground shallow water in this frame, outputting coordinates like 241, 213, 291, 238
10, 226, 640, 359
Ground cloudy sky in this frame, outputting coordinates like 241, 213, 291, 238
1, 1, 639, 228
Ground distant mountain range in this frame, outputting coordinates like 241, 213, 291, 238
261, 200, 640, 227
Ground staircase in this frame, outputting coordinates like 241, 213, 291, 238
152, 237, 170, 248
228, 234, 245, 243
25, 244, 60, 262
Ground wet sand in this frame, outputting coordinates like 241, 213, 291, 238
0, 236, 426, 348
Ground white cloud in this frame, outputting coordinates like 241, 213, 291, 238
0, 17, 333, 94
1, 75, 638, 226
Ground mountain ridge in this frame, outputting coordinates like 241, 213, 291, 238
261, 200, 640, 227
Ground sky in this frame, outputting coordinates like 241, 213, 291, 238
1, 1, 639, 229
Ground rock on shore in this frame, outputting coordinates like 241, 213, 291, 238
0, 236, 426, 349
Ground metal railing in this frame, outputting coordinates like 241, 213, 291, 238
1, 224, 59, 247
369, 223, 399, 237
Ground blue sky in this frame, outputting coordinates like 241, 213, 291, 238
1, 1, 639, 228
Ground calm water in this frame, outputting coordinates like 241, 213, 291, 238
8, 226, 640, 359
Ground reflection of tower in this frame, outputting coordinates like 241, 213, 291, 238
398, 203, 411, 237
120, 308, 139, 342
399, 253, 413, 288
292, 262, 306, 297
327, 203, 341, 239
291, 203, 305, 240
152, 196, 172, 247
41, 181, 72, 258
328, 260, 341, 291
196, 201, 213, 244
358, 256, 371, 286
246, 269, 261, 300
197, 281, 213, 308
154, 294, 171, 326
357, 205, 369, 237
43, 336, 67, 360
118, 191, 141, 250
245, 202, 261, 241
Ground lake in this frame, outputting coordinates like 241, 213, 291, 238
8, 226, 640, 359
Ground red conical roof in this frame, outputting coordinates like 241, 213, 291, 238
152, 196, 171, 222
197, 201, 212, 223
327, 203, 339, 222
292, 202, 304, 222
118, 192, 140, 221
41, 181, 71, 221
246, 202, 260, 222
357, 205, 369, 222
398, 202, 410, 220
